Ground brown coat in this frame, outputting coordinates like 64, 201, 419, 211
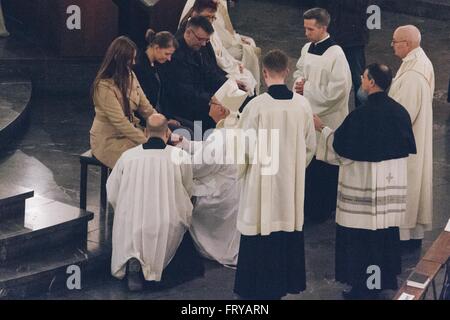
90, 72, 156, 168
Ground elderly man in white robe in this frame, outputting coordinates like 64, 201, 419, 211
107, 114, 201, 291
234, 49, 316, 300
177, 102, 241, 267
180, 0, 260, 90
314, 63, 417, 299
389, 25, 435, 250
293, 7, 352, 223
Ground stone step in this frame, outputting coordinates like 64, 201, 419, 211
0, 80, 32, 151
0, 248, 88, 300
0, 196, 94, 266
0, 184, 33, 221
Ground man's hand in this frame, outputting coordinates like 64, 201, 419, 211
170, 133, 184, 146
241, 36, 251, 45
168, 119, 181, 127
313, 114, 325, 132
236, 80, 248, 92
294, 78, 305, 95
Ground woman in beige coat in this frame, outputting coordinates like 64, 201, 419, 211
90, 36, 156, 168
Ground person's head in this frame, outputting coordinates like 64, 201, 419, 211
93, 36, 137, 119
262, 49, 290, 85
184, 15, 214, 50
361, 63, 393, 95
145, 29, 178, 64
391, 25, 421, 59
146, 114, 170, 142
192, 0, 218, 24
303, 8, 330, 43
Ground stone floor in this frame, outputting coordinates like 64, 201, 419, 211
0, 1, 449, 300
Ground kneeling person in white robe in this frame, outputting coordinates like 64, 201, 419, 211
178, 104, 241, 266
314, 64, 416, 299
107, 114, 196, 291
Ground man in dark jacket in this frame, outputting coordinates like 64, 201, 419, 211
162, 15, 227, 134
317, 0, 369, 108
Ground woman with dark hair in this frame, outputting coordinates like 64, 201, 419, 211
134, 29, 194, 132
90, 36, 156, 169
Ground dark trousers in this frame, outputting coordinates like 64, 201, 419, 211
343, 46, 366, 109
304, 158, 339, 223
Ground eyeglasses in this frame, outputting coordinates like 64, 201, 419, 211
189, 28, 210, 43
391, 39, 407, 45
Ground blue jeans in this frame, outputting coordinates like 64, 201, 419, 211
343, 46, 366, 108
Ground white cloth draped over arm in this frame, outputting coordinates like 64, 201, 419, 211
316, 127, 353, 166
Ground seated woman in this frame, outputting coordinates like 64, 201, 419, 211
90, 36, 156, 169
134, 29, 195, 136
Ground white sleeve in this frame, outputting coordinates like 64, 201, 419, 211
180, 158, 194, 198
304, 103, 317, 167
316, 127, 353, 166
293, 44, 308, 82
106, 159, 123, 210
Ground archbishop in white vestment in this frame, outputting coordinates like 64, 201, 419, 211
179, 113, 241, 266
107, 132, 194, 282
388, 25, 435, 242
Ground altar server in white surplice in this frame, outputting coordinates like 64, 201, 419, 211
293, 7, 351, 223
107, 114, 195, 291
315, 64, 417, 299
234, 50, 316, 300
389, 25, 435, 248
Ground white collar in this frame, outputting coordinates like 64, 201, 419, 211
403, 47, 422, 62
314, 34, 330, 45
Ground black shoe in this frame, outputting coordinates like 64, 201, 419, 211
127, 258, 144, 292
401, 239, 423, 253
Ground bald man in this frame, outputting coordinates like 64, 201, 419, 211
389, 25, 435, 250
107, 114, 202, 291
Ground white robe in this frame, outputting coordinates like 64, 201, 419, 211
389, 47, 435, 240
179, 0, 261, 90
293, 42, 351, 135
237, 92, 317, 236
107, 144, 193, 281
317, 127, 407, 231
180, 118, 241, 266
210, 31, 257, 95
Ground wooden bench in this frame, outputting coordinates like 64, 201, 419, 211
394, 231, 450, 300
79, 150, 110, 211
